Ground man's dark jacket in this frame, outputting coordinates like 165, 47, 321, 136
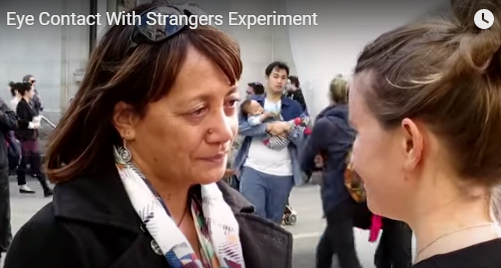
4, 166, 293, 268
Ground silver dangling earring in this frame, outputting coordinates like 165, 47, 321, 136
118, 140, 132, 163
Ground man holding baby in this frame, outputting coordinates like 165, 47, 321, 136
233, 61, 307, 224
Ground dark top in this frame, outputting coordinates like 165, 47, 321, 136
285, 89, 307, 113
31, 90, 43, 115
4, 166, 293, 268
15, 98, 38, 141
300, 105, 355, 214
0, 99, 18, 169
413, 238, 501, 268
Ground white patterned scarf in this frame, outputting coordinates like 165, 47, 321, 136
114, 147, 246, 268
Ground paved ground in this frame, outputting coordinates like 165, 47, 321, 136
287, 185, 381, 268
3, 180, 414, 268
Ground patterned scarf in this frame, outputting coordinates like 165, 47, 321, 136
114, 147, 246, 268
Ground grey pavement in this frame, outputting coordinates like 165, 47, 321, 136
286, 185, 380, 268
3, 179, 52, 268
4, 180, 413, 268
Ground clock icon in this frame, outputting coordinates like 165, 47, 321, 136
482, 13, 489, 23
474, 9, 494, 30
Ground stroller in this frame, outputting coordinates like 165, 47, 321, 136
282, 202, 297, 225
282, 155, 325, 226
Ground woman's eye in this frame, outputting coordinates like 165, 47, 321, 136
191, 107, 208, 117
225, 98, 240, 108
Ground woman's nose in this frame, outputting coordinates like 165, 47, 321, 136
207, 109, 234, 144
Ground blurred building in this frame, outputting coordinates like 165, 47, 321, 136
0, 0, 298, 122
0, 0, 445, 122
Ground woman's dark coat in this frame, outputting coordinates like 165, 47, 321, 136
4, 167, 293, 268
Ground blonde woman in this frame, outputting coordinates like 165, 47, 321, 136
300, 75, 362, 268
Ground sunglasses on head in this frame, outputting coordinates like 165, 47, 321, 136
127, 3, 206, 52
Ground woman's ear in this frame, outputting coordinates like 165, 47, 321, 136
401, 118, 424, 171
112, 101, 139, 141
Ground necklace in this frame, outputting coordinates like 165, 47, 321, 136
416, 222, 501, 260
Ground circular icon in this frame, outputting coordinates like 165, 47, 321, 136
474, 9, 494, 30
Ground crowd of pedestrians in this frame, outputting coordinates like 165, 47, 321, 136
7, 78, 52, 197
0, 76, 53, 262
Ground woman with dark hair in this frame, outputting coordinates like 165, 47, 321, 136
246, 82, 265, 97
285, 75, 307, 112
21, 75, 42, 115
349, 0, 501, 267
7, 82, 19, 111
5, 82, 35, 194
4, 3, 291, 268
13, 82, 53, 197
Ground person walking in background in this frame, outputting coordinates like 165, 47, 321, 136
374, 218, 412, 268
7, 82, 20, 111
14, 82, 52, 197
246, 82, 265, 98
6, 82, 34, 194
300, 76, 362, 268
285, 75, 307, 112
22, 75, 42, 115
21, 76, 44, 179
0, 96, 19, 261
234, 61, 306, 224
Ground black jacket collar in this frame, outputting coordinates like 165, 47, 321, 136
52, 166, 293, 268
52, 166, 255, 233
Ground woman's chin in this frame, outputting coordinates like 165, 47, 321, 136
196, 169, 226, 185
365, 194, 381, 215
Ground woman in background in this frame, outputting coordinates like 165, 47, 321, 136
14, 82, 52, 197
300, 75, 361, 268
7, 82, 20, 111
6, 82, 35, 194
285, 75, 307, 112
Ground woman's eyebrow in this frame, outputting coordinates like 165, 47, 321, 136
227, 86, 238, 95
182, 85, 239, 104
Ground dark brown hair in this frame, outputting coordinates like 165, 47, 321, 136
288, 75, 300, 88
8, 81, 16, 97
265, 61, 289, 77
247, 82, 265, 95
45, 3, 242, 183
13, 82, 31, 96
354, 0, 501, 187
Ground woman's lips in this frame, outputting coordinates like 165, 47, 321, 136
199, 153, 226, 164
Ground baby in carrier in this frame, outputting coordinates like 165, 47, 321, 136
240, 99, 311, 150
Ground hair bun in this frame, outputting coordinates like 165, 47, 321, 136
446, 0, 501, 75
451, 0, 501, 33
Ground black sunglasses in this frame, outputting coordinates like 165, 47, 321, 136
127, 3, 207, 52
